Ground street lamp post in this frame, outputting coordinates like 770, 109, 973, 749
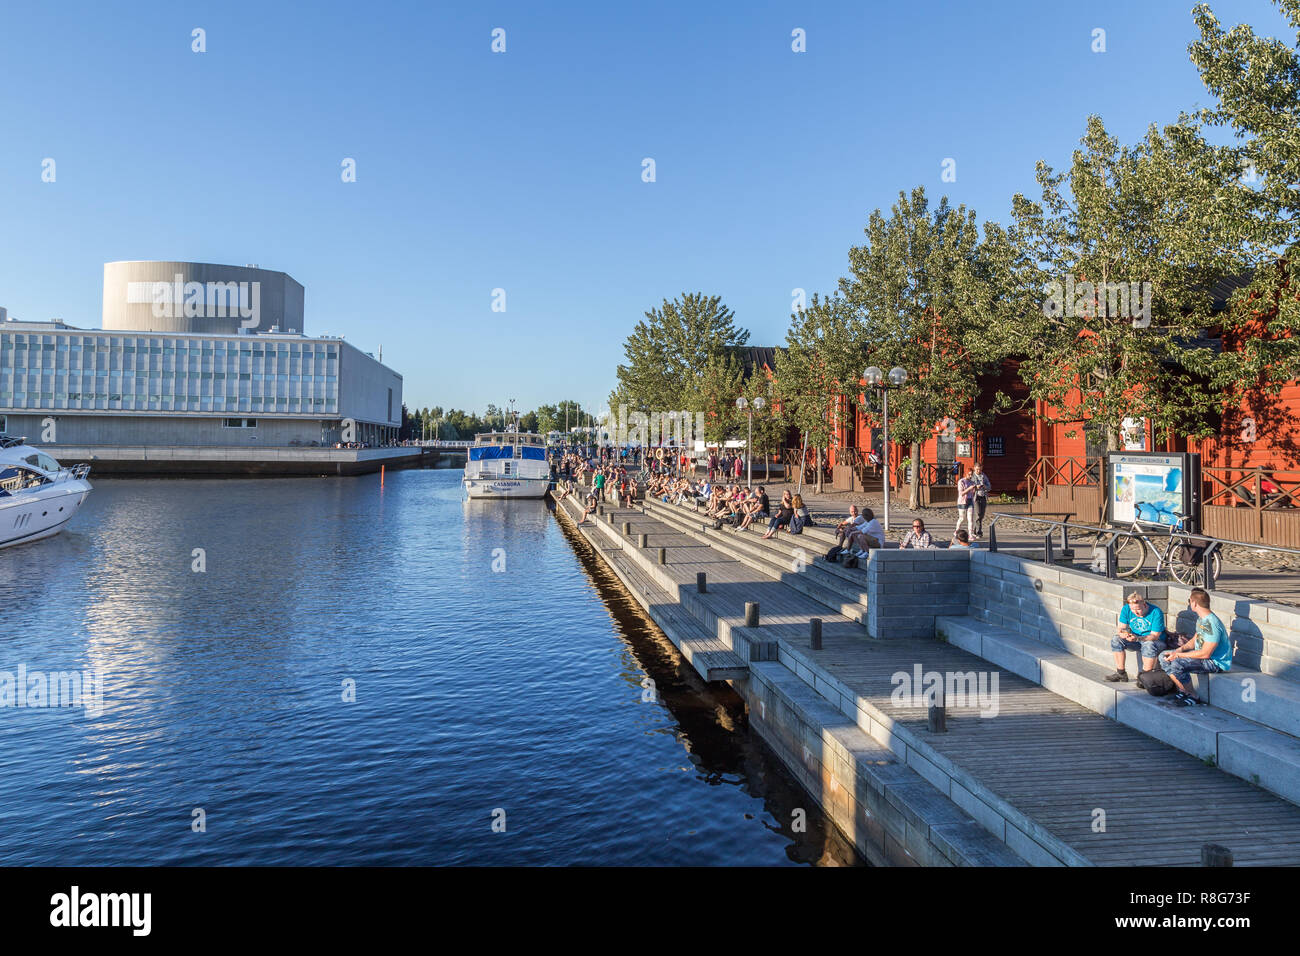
863, 366, 908, 532
735, 395, 766, 487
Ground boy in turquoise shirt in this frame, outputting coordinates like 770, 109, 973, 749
1160, 588, 1232, 705
1106, 592, 1168, 681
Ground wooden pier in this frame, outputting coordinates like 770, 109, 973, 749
552, 485, 1300, 866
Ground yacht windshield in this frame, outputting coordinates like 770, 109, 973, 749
21, 452, 60, 473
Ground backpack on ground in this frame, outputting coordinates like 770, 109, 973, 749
825, 545, 842, 563
1137, 669, 1176, 697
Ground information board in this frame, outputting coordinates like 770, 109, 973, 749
1106, 451, 1200, 531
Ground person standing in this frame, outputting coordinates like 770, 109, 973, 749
955, 470, 977, 538
970, 463, 992, 538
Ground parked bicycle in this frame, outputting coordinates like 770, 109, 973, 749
1085, 511, 1222, 587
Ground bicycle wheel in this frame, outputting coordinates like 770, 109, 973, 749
1112, 532, 1146, 577
1170, 549, 1223, 588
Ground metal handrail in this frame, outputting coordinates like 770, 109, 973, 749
988, 511, 1300, 559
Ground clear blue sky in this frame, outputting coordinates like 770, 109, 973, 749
0, 0, 1288, 415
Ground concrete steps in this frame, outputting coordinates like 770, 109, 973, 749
641, 499, 872, 626
554, 493, 748, 681
936, 614, 1300, 807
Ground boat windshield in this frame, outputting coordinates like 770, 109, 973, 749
22, 452, 61, 474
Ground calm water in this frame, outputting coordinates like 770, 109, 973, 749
0, 469, 860, 866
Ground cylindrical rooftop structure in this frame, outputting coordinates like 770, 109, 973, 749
102, 261, 305, 335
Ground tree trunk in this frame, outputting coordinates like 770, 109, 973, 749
815, 446, 824, 494
908, 441, 921, 510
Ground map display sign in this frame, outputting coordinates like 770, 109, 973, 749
1106, 451, 1200, 530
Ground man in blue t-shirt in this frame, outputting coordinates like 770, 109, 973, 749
1161, 588, 1232, 706
1106, 591, 1168, 681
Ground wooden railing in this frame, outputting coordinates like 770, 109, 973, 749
1025, 457, 1300, 546
1025, 456, 1105, 523
1025, 456, 1103, 497
1202, 466, 1300, 548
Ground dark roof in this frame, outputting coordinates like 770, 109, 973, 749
1208, 272, 1254, 312
738, 346, 782, 376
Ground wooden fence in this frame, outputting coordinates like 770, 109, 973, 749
1026, 456, 1300, 547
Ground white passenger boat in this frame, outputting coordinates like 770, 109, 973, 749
0, 435, 93, 548
462, 430, 551, 499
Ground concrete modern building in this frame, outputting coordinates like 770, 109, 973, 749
0, 262, 408, 471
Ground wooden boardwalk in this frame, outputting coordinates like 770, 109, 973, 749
567, 495, 1300, 866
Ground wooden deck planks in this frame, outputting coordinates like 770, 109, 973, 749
590, 499, 1300, 865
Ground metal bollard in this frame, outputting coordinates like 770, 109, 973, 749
987, 526, 998, 553
697, 572, 707, 593
658, 547, 667, 565
1105, 538, 1117, 578
622, 521, 631, 536
1201, 843, 1233, 867
810, 617, 822, 650
745, 602, 759, 627
928, 703, 947, 733
1044, 532, 1054, 565
638, 533, 648, 548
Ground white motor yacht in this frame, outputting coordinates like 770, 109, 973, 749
462, 430, 551, 499
0, 435, 92, 548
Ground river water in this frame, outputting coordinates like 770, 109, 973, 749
0, 468, 860, 865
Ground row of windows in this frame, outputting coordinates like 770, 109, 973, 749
3, 371, 338, 382
2, 337, 338, 358
1, 356, 337, 368
1, 394, 337, 408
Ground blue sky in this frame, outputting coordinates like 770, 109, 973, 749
0, 0, 1289, 414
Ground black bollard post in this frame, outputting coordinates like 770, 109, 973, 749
745, 602, 759, 627
1044, 532, 1054, 565
622, 521, 631, 536
988, 525, 998, 553
1201, 843, 1233, 867
696, 572, 707, 593
658, 547, 667, 565
1105, 538, 1117, 579
1204, 544, 1219, 591
810, 617, 822, 650
637, 533, 648, 548
928, 703, 947, 733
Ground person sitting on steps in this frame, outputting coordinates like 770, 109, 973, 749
1159, 588, 1232, 706
1105, 591, 1167, 682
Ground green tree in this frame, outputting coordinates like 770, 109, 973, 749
686, 352, 746, 446
1188, 1, 1300, 419
774, 295, 861, 493
840, 187, 1004, 507
614, 293, 749, 413
1006, 115, 1257, 451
